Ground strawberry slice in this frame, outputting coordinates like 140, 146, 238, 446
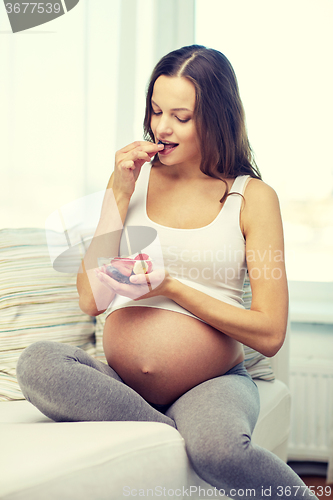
135, 253, 149, 261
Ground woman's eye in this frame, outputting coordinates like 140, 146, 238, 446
151, 110, 190, 123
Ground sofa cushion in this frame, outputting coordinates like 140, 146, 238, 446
0, 376, 290, 500
0, 228, 95, 401
0, 402, 187, 500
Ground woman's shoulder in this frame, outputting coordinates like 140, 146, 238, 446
244, 177, 280, 206
240, 177, 282, 233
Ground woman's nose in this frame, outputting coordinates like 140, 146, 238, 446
155, 115, 172, 136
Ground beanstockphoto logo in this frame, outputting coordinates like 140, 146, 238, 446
4, 0, 80, 33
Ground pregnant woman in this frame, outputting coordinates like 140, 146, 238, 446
17, 45, 318, 499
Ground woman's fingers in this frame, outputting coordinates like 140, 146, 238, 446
95, 268, 151, 299
118, 160, 135, 170
113, 141, 163, 199
95, 267, 166, 300
118, 144, 162, 165
128, 150, 151, 164
118, 140, 162, 155
129, 269, 165, 287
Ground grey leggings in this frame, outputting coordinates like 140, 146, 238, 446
17, 341, 317, 500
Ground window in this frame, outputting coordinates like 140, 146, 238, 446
0, 0, 194, 231
195, 0, 333, 283
0, 1, 122, 228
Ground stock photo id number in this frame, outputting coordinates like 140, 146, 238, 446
4, 0, 80, 32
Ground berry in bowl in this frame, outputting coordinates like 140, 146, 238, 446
99, 253, 153, 284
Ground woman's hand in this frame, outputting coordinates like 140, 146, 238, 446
111, 141, 164, 200
94, 267, 172, 301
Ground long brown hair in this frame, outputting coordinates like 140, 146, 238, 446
143, 45, 262, 203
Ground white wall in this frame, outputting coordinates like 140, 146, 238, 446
195, 0, 333, 283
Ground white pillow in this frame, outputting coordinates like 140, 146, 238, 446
0, 228, 96, 401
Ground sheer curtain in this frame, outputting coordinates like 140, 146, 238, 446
0, 0, 111, 228
0, 0, 120, 228
0, 0, 195, 229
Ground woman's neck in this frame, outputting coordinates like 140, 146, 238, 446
153, 158, 208, 181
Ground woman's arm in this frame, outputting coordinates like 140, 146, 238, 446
76, 176, 128, 316
162, 179, 288, 357
77, 141, 163, 316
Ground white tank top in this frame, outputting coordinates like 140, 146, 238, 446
106, 164, 250, 321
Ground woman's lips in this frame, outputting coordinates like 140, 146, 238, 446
159, 145, 178, 155
157, 140, 178, 155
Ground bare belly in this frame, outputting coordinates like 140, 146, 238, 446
103, 307, 244, 405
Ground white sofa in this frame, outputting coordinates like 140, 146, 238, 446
0, 228, 291, 500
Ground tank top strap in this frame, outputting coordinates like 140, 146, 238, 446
230, 175, 251, 196
219, 175, 251, 226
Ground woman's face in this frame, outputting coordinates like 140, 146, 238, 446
150, 76, 201, 169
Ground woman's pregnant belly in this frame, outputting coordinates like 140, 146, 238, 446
103, 307, 245, 405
